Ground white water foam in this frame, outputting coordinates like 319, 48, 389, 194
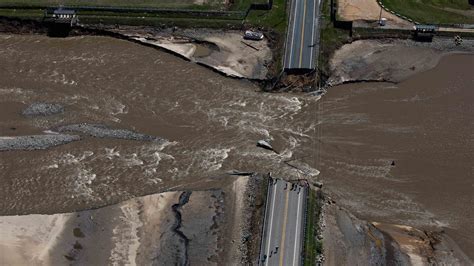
198, 148, 232, 172
56, 151, 97, 198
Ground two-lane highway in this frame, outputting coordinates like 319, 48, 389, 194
259, 179, 307, 265
284, 0, 321, 70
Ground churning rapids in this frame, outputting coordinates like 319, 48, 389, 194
0, 35, 473, 258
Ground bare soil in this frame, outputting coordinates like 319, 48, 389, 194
0, 175, 261, 265
337, 0, 412, 27
104, 26, 273, 80
320, 200, 470, 265
328, 38, 474, 86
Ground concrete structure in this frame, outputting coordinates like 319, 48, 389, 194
414, 24, 438, 40
44, 8, 78, 26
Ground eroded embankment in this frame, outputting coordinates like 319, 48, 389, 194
327, 38, 474, 86
0, 17, 274, 81
316, 191, 472, 265
0, 179, 259, 266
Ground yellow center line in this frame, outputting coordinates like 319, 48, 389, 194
279, 188, 290, 266
298, 0, 308, 68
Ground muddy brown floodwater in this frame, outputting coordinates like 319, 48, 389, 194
317, 54, 474, 259
0, 34, 317, 216
0, 34, 473, 260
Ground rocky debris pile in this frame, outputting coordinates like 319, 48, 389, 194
22, 102, 64, 117
0, 134, 80, 151
55, 123, 163, 142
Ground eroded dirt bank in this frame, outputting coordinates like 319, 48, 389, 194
0, 17, 273, 80
0, 175, 264, 265
104, 26, 273, 80
328, 38, 474, 86
320, 198, 472, 265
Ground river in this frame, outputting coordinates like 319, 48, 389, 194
0, 35, 472, 259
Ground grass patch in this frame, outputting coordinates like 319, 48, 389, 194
0, 0, 226, 10
230, 0, 269, 11
0, 8, 43, 19
80, 15, 243, 28
318, 0, 350, 81
381, 0, 474, 24
245, 0, 287, 34
303, 188, 323, 266
244, 0, 287, 73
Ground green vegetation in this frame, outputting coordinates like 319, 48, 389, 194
381, 0, 474, 24
0, 0, 278, 28
318, 0, 350, 81
245, 0, 287, 34
303, 188, 323, 266
231, 0, 269, 11
0, 0, 225, 9
0, 8, 43, 18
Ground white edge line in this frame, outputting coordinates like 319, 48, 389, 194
288, 0, 299, 69
292, 189, 302, 266
259, 179, 272, 266
284, 0, 294, 68
265, 181, 278, 266
309, 0, 317, 69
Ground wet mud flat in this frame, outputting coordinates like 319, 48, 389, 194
0, 175, 262, 265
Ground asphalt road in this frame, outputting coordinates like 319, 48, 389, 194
259, 179, 307, 266
284, 0, 321, 70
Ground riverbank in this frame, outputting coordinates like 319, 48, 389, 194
0, 17, 277, 80
327, 37, 474, 86
98, 25, 273, 79
0, 174, 265, 265
319, 196, 472, 265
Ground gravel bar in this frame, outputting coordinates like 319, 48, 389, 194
55, 123, 163, 142
22, 103, 65, 117
0, 135, 80, 151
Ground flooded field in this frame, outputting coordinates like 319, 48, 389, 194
0, 35, 472, 259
